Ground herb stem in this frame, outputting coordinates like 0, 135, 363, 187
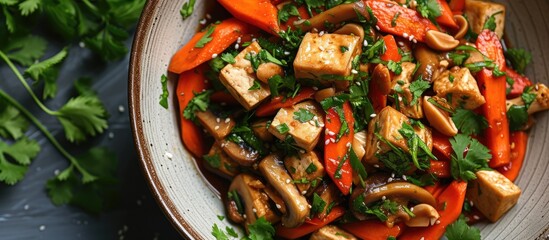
0, 51, 56, 115
0, 89, 96, 182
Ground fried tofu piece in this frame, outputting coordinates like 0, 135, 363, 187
364, 106, 432, 164
268, 101, 324, 151
433, 67, 486, 110
195, 110, 235, 140
251, 119, 274, 142
466, 170, 521, 222
464, 0, 506, 38
204, 144, 239, 178
219, 42, 270, 110
310, 225, 357, 240
391, 62, 417, 89
390, 62, 424, 119
294, 32, 361, 81
284, 151, 325, 194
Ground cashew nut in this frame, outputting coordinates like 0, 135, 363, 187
256, 62, 284, 83
425, 30, 460, 51
423, 96, 458, 137
405, 203, 440, 227
453, 15, 469, 40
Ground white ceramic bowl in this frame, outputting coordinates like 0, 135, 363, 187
129, 0, 549, 239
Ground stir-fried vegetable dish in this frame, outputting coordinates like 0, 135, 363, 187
168, 0, 549, 239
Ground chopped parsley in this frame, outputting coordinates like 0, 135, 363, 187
278, 3, 300, 23
445, 215, 481, 240
483, 11, 503, 32
203, 153, 221, 168
452, 108, 488, 135
305, 162, 318, 174
387, 60, 402, 75
340, 46, 349, 53
248, 81, 261, 91
159, 74, 169, 109
449, 134, 492, 181
276, 123, 290, 134
416, 0, 442, 24
391, 12, 400, 27
505, 48, 532, 74
180, 0, 196, 20
195, 25, 216, 48
183, 90, 212, 121
508, 86, 537, 130
293, 108, 315, 123
409, 79, 431, 105
221, 52, 236, 64
311, 193, 327, 216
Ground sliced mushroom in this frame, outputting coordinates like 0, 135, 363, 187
506, 83, 549, 114
220, 139, 259, 166
227, 174, 280, 227
256, 62, 284, 83
352, 131, 367, 161
259, 155, 310, 228
204, 144, 240, 179
423, 96, 458, 137
425, 30, 460, 51
297, 2, 363, 32
405, 203, 440, 227
362, 182, 437, 207
314, 87, 336, 103
334, 23, 365, 46
195, 110, 235, 140
453, 15, 469, 40
310, 225, 357, 240
413, 44, 441, 82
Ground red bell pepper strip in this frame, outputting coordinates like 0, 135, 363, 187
324, 102, 355, 195
380, 35, 402, 62
341, 221, 404, 240
176, 66, 210, 157
435, 0, 458, 29
428, 160, 451, 178
275, 206, 345, 239
255, 88, 315, 117
218, 0, 280, 34
424, 181, 446, 199
432, 130, 452, 160
497, 131, 528, 182
366, 0, 437, 42
399, 181, 467, 240
448, 0, 465, 13
475, 30, 510, 168
477, 68, 510, 168
168, 18, 258, 74
505, 68, 533, 98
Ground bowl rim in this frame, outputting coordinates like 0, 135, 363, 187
128, 0, 198, 238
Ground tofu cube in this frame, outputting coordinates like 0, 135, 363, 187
464, 0, 506, 38
268, 101, 324, 151
364, 106, 432, 163
310, 225, 357, 240
294, 33, 361, 81
251, 119, 274, 142
391, 62, 417, 89
466, 170, 521, 222
204, 144, 239, 178
195, 110, 235, 140
433, 68, 486, 110
284, 151, 325, 194
219, 42, 270, 110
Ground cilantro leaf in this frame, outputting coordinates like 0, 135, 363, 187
203, 153, 221, 168
505, 48, 532, 74
195, 25, 215, 48
278, 3, 300, 23
221, 52, 236, 64
55, 95, 109, 143
445, 215, 481, 240
0, 101, 29, 139
183, 90, 212, 120
311, 193, 327, 216
3, 35, 47, 66
0, 137, 40, 185
24, 47, 68, 99
18, 0, 41, 16
452, 109, 488, 135
248, 80, 261, 91
387, 60, 402, 75
483, 11, 503, 32
3, 137, 40, 165
293, 108, 314, 123
416, 0, 442, 22
409, 79, 431, 105
449, 134, 492, 181
74, 77, 97, 97
276, 123, 290, 134
159, 74, 169, 109
84, 24, 129, 61
247, 217, 275, 240
212, 224, 229, 240
180, 0, 196, 20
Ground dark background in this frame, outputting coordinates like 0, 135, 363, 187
0, 35, 181, 239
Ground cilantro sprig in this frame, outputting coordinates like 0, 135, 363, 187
445, 215, 482, 240
449, 134, 492, 181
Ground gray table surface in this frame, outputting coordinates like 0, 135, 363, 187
0, 35, 181, 239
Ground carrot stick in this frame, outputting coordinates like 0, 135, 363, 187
366, 0, 437, 42
448, 0, 465, 12
341, 221, 404, 240
275, 206, 345, 239
168, 18, 258, 74
218, 0, 280, 34
399, 181, 467, 240
424, 181, 446, 199
432, 130, 453, 160
255, 88, 315, 117
435, 0, 458, 28
476, 30, 510, 168
176, 66, 210, 157
497, 131, 528, 181
380, 35, 402, 62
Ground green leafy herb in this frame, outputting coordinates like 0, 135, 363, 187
221, 52, 236, 64
180, 0, 196, 20
391, 12, 400, 27
212, 224, 229, 240
276, 123, 290, 134
183, 90, 213, 120
228, 190, 244, 214
450, 134, 492, 181
361, 38, 385, 63
448, 51, 470, 66
445, 215, 481, 240
398, 122, 437, 170
278, 3, 300, 23
24, 47, 68, 99
311, 193, 327, 215
483, 11, 503, 32
0, 101, 29, 139
226, 227, 238, 238
204, 153, 221, 168
293, 108, 315, 123
0, 137, 40, 185
387, 60, 402, 75
248, 81, 261, 91
505, 48, 532, 74
195, 25, 216, 48
452, 109, 488, 135
159, 74, 169, 109
409, 79, 431, 105
305, 162, 318, 174
268, 74, 299, 97
247, 217, 275, 240
349, 149, 368, 184
3, 35, 47, 67
416, 0, 442, 23
508, 86, 537, 130
56, 95, 109, 143
340, 45, 349, 53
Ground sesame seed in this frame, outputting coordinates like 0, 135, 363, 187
108, 132, 115, 139
420, 237, 425, 240
225, 118, 231, 123
436, 220, 441, 224
284, 51, 291, 55
318, 45, 325, 51
374, 164, 380, 168
403, 33, 409, 38
391, 173, 395, 178
235, 43, 240, 50
356, 81, 361, 86
252, 208, 257, 213
211, 53, 218, 58
24, 204, 29, 210
237, 37, 242, 43
206, 14, 212, 19
286, 179, 291, 184
331, 138, 336, 143
79, 42, 86, 48
402, 175, 407, 181
54, 169, 60, 175
370, 113, 377, 118
346, 142, 351, 148
301, 190, 307, 195
165, 152, 173, 159
39, 225, 46, 231
410, 207, 414, 212
388, 177, 393, 182
351, 69, 358, 74
412, 39, 417, 43
214, 126, 220, 130
470, 200, 474, 206
473, 215, 480, 220
216, 118, 220, 123
328, 131, 336, 136
382, 196, 386, 200
312, 86, 318, 90
300, 150, 305, 154
199, 19, 207, 25
325, 139, 331, 145
363, 39, 368, 46
252, 38, 257, 42
375, 25, 380, 31
319, 31, 325, 36
276, 204, 281, 209
118, 105, 125, 113
243, 214, 247, 219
